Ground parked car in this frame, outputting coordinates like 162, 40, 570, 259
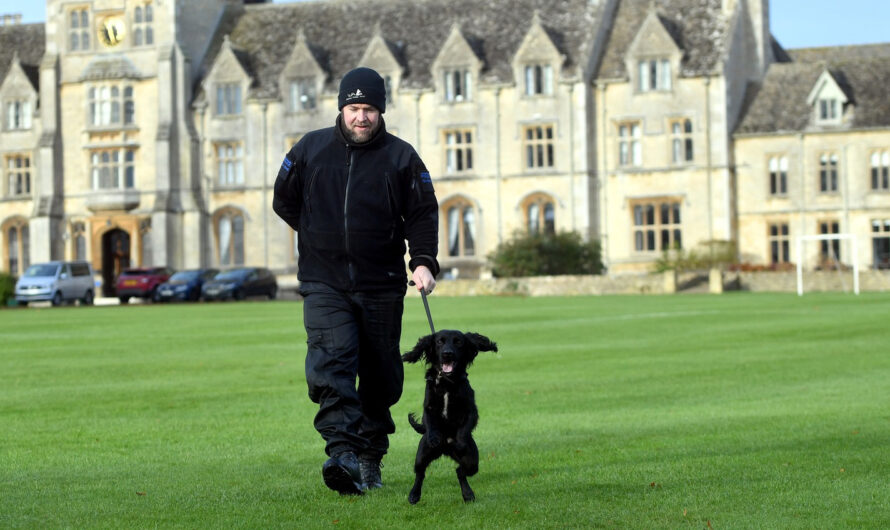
156, 268, 219, 302
14, 261, 96, 307
116, 267, 174, 304
201, 267, 277, 301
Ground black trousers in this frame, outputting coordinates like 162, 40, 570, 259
300, 281, 405, 459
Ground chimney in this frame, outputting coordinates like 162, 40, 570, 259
1, 13, 22, 26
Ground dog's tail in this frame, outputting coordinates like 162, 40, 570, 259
408, 413, 425, 434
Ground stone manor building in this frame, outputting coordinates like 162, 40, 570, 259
1, 0, 889, 291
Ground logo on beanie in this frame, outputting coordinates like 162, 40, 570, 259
346, 89, 365, 101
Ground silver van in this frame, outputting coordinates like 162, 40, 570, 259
14, 261, 97, 306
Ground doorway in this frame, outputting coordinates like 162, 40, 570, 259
102, 229, 131, 296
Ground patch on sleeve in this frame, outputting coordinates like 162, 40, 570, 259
281, 156, 294, 172
420, 171, 434, 192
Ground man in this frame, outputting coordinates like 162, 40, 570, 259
272, 67, 439, 495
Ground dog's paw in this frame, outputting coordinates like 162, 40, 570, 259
462, 491, 475, 503
408, 490, 421, 504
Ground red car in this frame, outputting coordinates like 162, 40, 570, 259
115, 267, 174, 304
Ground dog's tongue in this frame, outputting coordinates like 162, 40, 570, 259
442, 363, 454, 374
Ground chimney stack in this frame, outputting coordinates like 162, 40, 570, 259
0, 13, 23, 26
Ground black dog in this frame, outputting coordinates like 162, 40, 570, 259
401, 330, 498, 504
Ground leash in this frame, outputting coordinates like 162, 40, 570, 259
408, 281, 436, 334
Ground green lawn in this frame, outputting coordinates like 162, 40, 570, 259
1, 293, 889, 528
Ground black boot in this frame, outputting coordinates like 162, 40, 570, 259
359, 456, 383, 490
322, 451, 364, 495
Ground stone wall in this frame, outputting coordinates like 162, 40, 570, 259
405, 270, 890, 297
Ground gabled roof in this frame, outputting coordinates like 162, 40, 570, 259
0, 23, 44, 89
736, 43, 890, 134
598, 0, 729, 80
217, 0, 605, 99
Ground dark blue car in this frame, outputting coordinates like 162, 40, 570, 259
156, 268, 219, 302
201, 267, 278, 301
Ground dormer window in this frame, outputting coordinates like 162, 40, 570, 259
524, 64, 554, 96
5, 100, 32, 131
289, 78, 317, 111
819, 99, 837, 120
638, 59, 671, 92
808, 70, 848, 126
215, 83, 242, 116
444, 69, 472, 102
817, 97, 840, 125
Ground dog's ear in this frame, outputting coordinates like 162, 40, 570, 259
402, 334, 434, 364
465, 332, 498, 354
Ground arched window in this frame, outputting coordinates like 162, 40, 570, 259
442, 198, 476, 257
3, 218, 29, 276
215, 209, 245, 266
523, 194, 556, 235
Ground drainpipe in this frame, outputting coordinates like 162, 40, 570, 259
705, 75, 714, 247
262, 101, 269, 268
568, 82, 576, 232
598, 80, 610, 268
495, 86, 503, 244
798, 132, 806, 263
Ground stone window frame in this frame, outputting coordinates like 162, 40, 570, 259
522, 123, 556, 170
522, 193, 556, 236
442, 128, 474, 175
215, 82, 243, 117
132, 2, 155, 47
441, 196, 477, 258
88, 83, 135, 129
630, 198, 682, 253
768, 154, 789, 196
89, 147, 136, 190
617, 121, 642, 167
68, 6, 91, 52
5, 153, 32, 198
818, 152, 839, 194
212, 207, 246, 267
288, 77, 318, 112
870, 150, 890, 191
5, 99, 32, 131
767, 221, 790, 264
669, 118, 693, 164
2, 216, 29, 276
213, 141, 245, 187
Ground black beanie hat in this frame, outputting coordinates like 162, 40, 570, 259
338, 67, 386, 114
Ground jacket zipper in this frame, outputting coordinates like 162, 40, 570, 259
344, 146, 356, 287
305, 167, 319, 213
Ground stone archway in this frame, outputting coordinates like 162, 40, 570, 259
101, 229, 130, 296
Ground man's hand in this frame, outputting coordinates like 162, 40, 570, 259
411, 265, 436, 295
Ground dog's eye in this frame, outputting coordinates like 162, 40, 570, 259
436, 338, 445, 345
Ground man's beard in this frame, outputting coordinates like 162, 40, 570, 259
345, 120, 379, 143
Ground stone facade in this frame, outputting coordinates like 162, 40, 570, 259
1, 0, 889, 291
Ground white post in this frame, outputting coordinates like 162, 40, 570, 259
797, 237, 804, 296
852, 237, 859, 295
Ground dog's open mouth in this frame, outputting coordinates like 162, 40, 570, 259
441, 362, 455, 374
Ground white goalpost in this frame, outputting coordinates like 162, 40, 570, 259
796, 234, 859, 296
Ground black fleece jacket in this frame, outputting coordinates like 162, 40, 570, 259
273, 116, 439, 292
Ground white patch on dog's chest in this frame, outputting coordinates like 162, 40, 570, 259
442, 392, 450, 419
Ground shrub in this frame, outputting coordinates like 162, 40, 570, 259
655, 239, 737, 272
489, 231, 603, 278
0, 272, 16, 307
